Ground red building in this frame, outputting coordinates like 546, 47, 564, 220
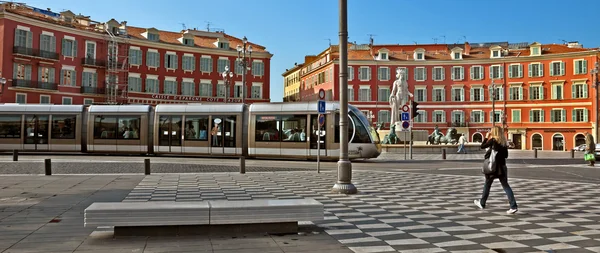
0, 3, 272, 105
287, 41, 600, 151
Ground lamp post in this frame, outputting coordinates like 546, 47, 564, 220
332, 0, 357, 194
592, 62, 599, 140
222, 66, 234, 103
0, 72, 6, 97
236, 36, 252, 174
491, 80, 496, 126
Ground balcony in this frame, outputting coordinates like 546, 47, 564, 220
451, 122, 467, 127
12, 79, 58, 90
13, 46, 59, 60
82, 58, 106, 67
81, 86, 106, 94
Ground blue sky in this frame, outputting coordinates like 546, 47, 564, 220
25, 0, 600, 102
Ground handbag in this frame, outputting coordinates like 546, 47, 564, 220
482, 147, 498, 175
584, 153, 595, 161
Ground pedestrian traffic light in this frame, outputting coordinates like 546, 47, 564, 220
411, 100, 419, 119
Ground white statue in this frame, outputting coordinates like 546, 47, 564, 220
389, 68, 413, 126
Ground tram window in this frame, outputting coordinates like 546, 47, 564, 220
255, 115, 280, 142
51, 115, 76, 139
118, 117, 141, 139
0, 115, 21, 138
349, 111, 371, 143
94, 116, 117, 139
281, 115, 307, 142
185, 116, 209, 141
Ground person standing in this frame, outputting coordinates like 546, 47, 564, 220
457, 134, 467, 154
474, 126, 518, 214
585, 131, 595, 166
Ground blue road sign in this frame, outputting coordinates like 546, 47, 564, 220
318, 100, 326, 114
318, 114, 325, 126
402, 121, 410, 129
401, 112, 410, 121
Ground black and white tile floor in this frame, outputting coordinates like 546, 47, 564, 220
123, 171, 600, 253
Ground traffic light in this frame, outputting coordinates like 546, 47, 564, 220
411, 100, 419, 119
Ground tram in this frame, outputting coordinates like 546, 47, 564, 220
0, 102, 381, 160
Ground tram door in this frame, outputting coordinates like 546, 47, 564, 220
23, 115, 49, 151
309, 114, 326, 157
210, 116, 237, 155
157, 115, 182, 153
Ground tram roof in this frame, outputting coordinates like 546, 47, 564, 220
88, 105, 151, 113
155, 104, 245, 113
249, 101, 344, 113
0, 104, 85, 113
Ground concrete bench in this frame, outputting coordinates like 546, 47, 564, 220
84, 198, 323, 236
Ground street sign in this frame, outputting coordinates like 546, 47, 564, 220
318, 114, 325, 126
401, 112, 410, 121
402, 105, 409, 112
318, 100, 326, 114
402, 121, 410, 130
318, 89, 326, 100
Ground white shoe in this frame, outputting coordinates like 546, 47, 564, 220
474, 199, 483, 209
506, 208, 518, 214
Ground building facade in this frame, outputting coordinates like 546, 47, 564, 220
282, 63, 302, 102
0, 3, 272, 105
285, 41, 600, 151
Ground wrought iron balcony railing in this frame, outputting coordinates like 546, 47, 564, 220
13, 46, 59, 60
12, 79, 58, 90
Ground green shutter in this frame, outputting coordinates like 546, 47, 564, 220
508, 65, 513, 77
540, 63, 544, 76
519, 87, 523, 100
93, 73, 97, 87
50, 36, 56, 52
528, 63, 532, 77
470, 67, 474, 80
540, 110, 544, 122
60, 69, 64, 85
562, 109, 566, 122
575, 61, 580, 74
583, 84, 588, 98
572, 84, 576, 98
38, 67, 41, 83
49, 68, 55, 83
13, 29, 19, 47
71, 71, 76, 86
572, 109, 576, 122
519, 65, 523, 77
61, 39, 67, 56
500, 66, 504, 78
583, 60, 588, 74
551, 110, 555, 122
26, 31, 32, 48
560, 61, 565, 75
73, 40, 77, 57
489, 67, 493, 79
584, 109, 589, 122
540, 87, 544, 100
529, 110, 533, 122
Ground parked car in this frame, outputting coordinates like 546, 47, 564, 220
574, 144, 586, 152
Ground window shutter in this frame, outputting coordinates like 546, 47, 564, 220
538, 87, 543, 100
540, 110, 544, 122
571, 84, 576, 99
38, 68, 41, 83
50, 36, 56, 53
479, 67, 484, 80
560, 61, 565, 75
450, 68, 455, 80
460, 67, 464, 80
519, 65, 523, 77
62, 39, 67, 56
572, 109, 576, 122
73, 40, 77, 57
146, 52, 151, 66
561, 109, 566, 122
71, 71, 76, 86
460, 88, 464, 101
470, 67, 474, 80
583, 84, 588, 98
508, 65, 513, 78
583, 60, 588, 74
26, 31, 32, 48
489, 67, 493, 79
451, 88, 455, 101
423, 68, 427, 81
519, 87, 523, 100
550, 63, 554, 76
60, 69, 65, 85
550, 110, 555, 122
574, 61, 580, 74
469, 88, 473, 101
13, 29, 19, 46
528, 64, 532, 77
584, 109, 589, 122
367, 68, 371, 80
500, 66, 504, 78
191, 57, 195, 71
529, 110, 533, 122
93, 73, 97, 87
49, 68, 55, 83
529, 86, 533, 99
164, 54, 169, 68
441, 68, 445, 80
540, 63, 544, 76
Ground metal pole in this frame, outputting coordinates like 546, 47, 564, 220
332, 0, 356, 194
240, 42, 249, 174
144, 158, 150, 175
492, 81, 495, 126
317, 127, 320, 173
409, 126, 413, 159
404, 131, 407, 160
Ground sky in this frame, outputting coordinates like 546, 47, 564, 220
23, 0, 600, 102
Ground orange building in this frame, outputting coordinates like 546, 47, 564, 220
286, 41, 600, 151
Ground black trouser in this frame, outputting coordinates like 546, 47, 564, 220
480, 167, 517, 210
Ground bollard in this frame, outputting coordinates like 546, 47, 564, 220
534, 148, 538, 158
240, 157, 246, 174
44, 159, 51, 176
571, 149, 575, 159
12, 149, 18, 161
144, 159, 150, 175
442, 149, 446, 160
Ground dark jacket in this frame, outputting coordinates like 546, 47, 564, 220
481, 137, 509, 177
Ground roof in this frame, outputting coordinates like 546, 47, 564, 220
88, 105, 150, 113
154, 104, 244, 113
0, 104, 85, 113
249, 101, 357, 113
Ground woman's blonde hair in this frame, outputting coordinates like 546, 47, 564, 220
490, 126, 508, 146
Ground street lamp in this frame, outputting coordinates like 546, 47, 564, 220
236, 36, 252, 174
222, 66, 234, 103
591, 62, 599, 140
491, 80, 496, 126
0, 72, 6, 95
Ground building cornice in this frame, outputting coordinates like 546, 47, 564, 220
0, 11, 273, 59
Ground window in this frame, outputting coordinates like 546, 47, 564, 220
182, 81, 195, 96
145, 78, 159, 93
378, 67, 390, 81
62, 97, 72, 105
40, 34, 56, 55
454, 52, 461, 60
490, 65, 503, 79
14, 28, 32, 48
529, 85, 543, 100
0, 115, 21, 138
200, 82, 212, 96
451, 66, 464, 80
51, 115, 76, 139
471, 111, 483, 123
492, 50, 500, 58
334, 111, 372, 144
84, 99, 93, 105
217, 83, 226, 97
452, 111, 465, 124
451, 88, 464, 102
60, 69, 76, 86
182, 55, 195, 71
82, 72, 97, 87
164, 80, 177, 95
415, 88, 426, 102
358, 87, 371, 101
433, 88, 444, 102
414, 67, 426, 81
531, 47, 540, 56
378, 87, 390, 102
489, 86, 504, 101
470, 66, 483, 80
183, 38, 194, 46
378, 110, 390, 124
432, 111, 445, 123
509, 64, 523, 78
234, 85, 245, 98
147, 33, 159, 41
128, 76, 142, 92
185, 116, 209, 141
201, 57, 213, 73
359, 67, 371, 81
251, 85, 261, 99
40, 95, 50, 104
414, 110, 427, 123
16, 94, 26, 104
282, 115, 307, 142
85, 41, 96, 60
217, 59, 230, 73
572, 83, 588, 99
550, 109, 566, 122
552, 83, 563, 99
470, 87, 484, 101
38, 67, 55, 84
61, 38, 77, 57
348, 67, 354, 81
528, 63, 543, 77
574, 60, 588, 75
572, 109, 588, 122
529, 110, 544, 122
509, 86, 523, 100
379, 52, 388, 60
348, 87, 354, 101
511, 110, 521, 123
490, 111, 502, 123
252, 61, 265, 76
129, 48, 142, 65
432, 67, 444, 81
550, 61, 565, 76
146, 51, 160, 67
218, 42, 229, 49
255, 116, 280, 141
165, 53, 178, 69
14, 63, 32, 80
94, 116, 141, 139
416, 53, 424, 60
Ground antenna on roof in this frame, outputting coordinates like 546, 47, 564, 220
441, 35, 446, 44
205, 21, 213, 32
325, 39, 331, 46
432, 38, 438, 44
413, 41, 418, 45
463, 35, 467, 43
179, 23, 187, 30
367, 34, 376, 46
560, 39, 568, 44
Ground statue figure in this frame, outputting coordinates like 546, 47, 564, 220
426, 125, 444, 145
389, 68, 413, 126
382, 124, 399, 144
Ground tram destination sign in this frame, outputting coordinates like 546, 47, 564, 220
151, 94, 243, 103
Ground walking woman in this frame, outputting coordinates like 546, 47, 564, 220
474, 126, 518, 214
585, 131, 595, 166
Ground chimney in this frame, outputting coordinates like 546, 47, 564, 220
464, 42, 471, 55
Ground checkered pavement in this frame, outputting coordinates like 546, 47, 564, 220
122, 171, 600, 253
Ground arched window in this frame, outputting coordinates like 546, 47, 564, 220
575, 134, 586, 147
472, 133, 483, 143
552, 134, 564, 151
532, 133, 543, 149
